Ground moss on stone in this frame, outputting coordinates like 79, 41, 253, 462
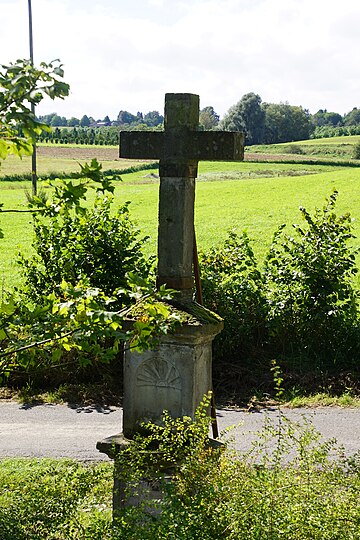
126, 298, 222, 327
169, 299, 222, 326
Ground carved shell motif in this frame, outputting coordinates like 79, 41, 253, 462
136, 357, 182, 391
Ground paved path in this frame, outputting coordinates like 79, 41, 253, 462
0, 402, 359, 461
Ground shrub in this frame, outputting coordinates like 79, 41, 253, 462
19, 160, 151, 303
352, 141, 360, 159
285, 144, 304, 154
1, 160, 179, 384
0, 459, 113, 540
200, 191, 359, 377
264, 190, 359, 367
199, 231, 267, 363
112, 399, 360, 539
1, 403, 359, 539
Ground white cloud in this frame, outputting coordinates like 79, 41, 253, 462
1, 0, 360, 119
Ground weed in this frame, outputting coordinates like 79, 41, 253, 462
0, 400, 359, 539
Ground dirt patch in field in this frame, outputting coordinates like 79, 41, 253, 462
37, 145, 119, 161
35, 146, 157, 172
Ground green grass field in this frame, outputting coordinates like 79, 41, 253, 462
251, 135, 360, 160
1, 139, 360, 290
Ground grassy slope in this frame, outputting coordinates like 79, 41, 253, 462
250, 135, 360, 160
1, 135, 360, 291
1, 163, 360, 290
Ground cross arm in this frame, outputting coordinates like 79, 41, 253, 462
119, 131, 164, 159
191, 131, 245, 161
120, 130, 245, 162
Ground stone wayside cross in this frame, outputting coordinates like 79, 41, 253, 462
97, 93, 244, 513
120, 93, 244, 298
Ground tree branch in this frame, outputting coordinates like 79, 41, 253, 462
0, 209, 41, 213
0, 330, 74, 358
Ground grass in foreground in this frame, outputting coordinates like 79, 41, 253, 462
0, 412, 359, 540
0, 459, 113, 539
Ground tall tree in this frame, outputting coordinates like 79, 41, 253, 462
80, 114, 90, 127
50, 115, 66, 126
311, 110, 342, 128
263, 102, 311, 143
344, 108, 360, 126
219, 93, 265, 145
219, 102, 246, 133
144, 110, 163, 127
67, 117, 80, 127
199, 106, 219, 130
117, 110, 138, 125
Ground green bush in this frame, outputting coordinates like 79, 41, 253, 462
1, 160, 178, 384
352, 141, 360, 159
285, 144, 304, 154
110, 399, 360, 539
264, 190, 359, 366
148, 417, 360, 540
0, 459, 113, 540
19, 160, 151, 303
1, 403, 359, 539
200, 191, 359, 375
199, 231, 267, 362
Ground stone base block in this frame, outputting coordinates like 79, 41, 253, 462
123, 315, 222, 439
97, 431, 223, 519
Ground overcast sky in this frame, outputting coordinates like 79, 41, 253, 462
2, 0, 360, 121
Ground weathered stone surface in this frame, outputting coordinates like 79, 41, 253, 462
98, 93, 243, 518
119, 93, 244, 180
157, 176, 195, 291
97, 430, 224, 516
164, 93, 199, 130
119, 129, 244, 163
123, 318, 222, 439
96, 432, 130, 460
120, 93, 244, 295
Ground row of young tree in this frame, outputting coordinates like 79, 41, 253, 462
38, 112, 110, 128
39, 109, 165, 129
37, 125, 120, 145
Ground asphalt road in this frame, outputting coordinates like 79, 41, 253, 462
0, 402, 359, 461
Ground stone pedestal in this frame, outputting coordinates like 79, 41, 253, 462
97, 430, 224, 519
97, 301, 223, 515
123, 305, 222, 438
97, 432, 175, 518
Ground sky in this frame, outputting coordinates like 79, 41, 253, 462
1, 0, 360, 121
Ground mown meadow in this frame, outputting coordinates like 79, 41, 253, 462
2, 144, 360, 290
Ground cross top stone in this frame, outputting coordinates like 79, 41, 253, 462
120, 93, 244, 296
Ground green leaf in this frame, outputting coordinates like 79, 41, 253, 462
0, 139, 9, 159
0, 297, 16, 316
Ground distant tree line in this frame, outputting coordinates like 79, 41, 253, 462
219, 93, 360, 145
37, 96, 360, 146
36, 110, 165, 145
38, 112, 104, 128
